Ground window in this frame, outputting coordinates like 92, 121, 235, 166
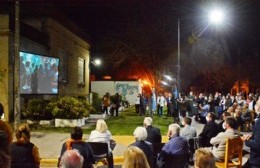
78, 58, 85, 85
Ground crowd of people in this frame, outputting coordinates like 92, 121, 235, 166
0, 91, 259, 168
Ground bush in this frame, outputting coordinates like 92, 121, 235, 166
23, 99, 53, 120
48, 96, 91, 119
91, 92, 102, 114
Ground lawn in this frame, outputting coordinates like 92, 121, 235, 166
31, 106, 174, 135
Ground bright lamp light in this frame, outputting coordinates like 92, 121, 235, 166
93, 59, 101, 66
209, 9, 224, 24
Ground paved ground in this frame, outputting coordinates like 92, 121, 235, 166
31, 116, 250, 167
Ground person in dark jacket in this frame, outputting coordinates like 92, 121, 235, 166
58, 127, 95, 168
10, 123, 40, 168
143, 117, 162, 143
242, 99, 260, 168
199, 112, 219, 147
130, 126, 153, 168
0, 120, 13, 168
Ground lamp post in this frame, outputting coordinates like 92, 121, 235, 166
177, 19, 180, 94
177, 8, 225, 95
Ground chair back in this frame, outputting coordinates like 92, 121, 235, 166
215, 137, 243, 168
225, 138, 243, 165
88, 142, 109, 159
188, 137, 201, 154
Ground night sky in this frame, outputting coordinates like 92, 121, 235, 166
2, 0, 259, 92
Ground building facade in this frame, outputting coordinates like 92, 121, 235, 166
0, 13, 90, 121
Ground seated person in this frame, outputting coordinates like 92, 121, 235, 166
58, 127, 95, 168
89, 119, 114, 168
199, 112, 219, 147
0, 120, 13, 168
122, 146, 150, 168
195, 100, 210, 124
60, 149, 84, 168
143, 117, 162, 143
157, 124, 189, 168
194, 148, 215, 168
130, 126, 153, 167
234, 109, 244, 131
210, 117, 239, 160
180, 117, 197, 139
10, 123, 40, 168
218, 112, 231, 132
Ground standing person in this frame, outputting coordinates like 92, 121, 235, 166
199, 112, 219, 147
0, 120, 13, 168
187, 91, 195, 117
89, 119, 114, 168
140, 94, 147, 116
143, 117, 162, 143
177, 93, 187, 119
102, 92, 111, 115
60, 149, 84, 168
149, 88, 157, 117
135, 94, 141, 114
58, 127, 95, 168
10, 123, 40, 168
122, 146, 150, 168
166, 93, 174, 117
242, 99, 260, 168
157, 94, 166, 117
110, 93, 121, 117
130, 127, 153, 167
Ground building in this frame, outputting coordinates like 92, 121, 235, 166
0, 5, 91, 121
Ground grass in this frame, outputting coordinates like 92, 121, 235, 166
31, 106, 174, 135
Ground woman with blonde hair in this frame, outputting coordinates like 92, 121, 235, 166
10, 123, 40, 168
89, 119, 114, 168
122, 146, 150, 168
194, 148, 215, 168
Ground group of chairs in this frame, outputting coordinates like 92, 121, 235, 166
152, 137, 244, 168
88, 137, 244, 168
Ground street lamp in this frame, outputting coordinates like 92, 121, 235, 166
91, 58, 101, 66
208, 9, 225, 25
177, 8, 225, 94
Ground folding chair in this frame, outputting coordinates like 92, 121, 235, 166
88, 142, 112, 167
215, 137, 243, 168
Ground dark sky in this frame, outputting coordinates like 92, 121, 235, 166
52, 0, 260, 60
57, 2, 258, 39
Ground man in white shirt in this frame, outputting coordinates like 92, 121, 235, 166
157, 94, 166, 116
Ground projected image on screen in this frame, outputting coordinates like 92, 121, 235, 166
20, 51, 59, 94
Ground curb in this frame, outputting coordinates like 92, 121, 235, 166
40, 156, 124, 166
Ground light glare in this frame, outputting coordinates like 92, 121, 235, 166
209, 9, 224, 24
93, 59, 101, 65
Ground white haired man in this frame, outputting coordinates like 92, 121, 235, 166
60, 149, 84, 168
130, 126, 153, 167
143, 117, 162, 143
157, 124, 189, 168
